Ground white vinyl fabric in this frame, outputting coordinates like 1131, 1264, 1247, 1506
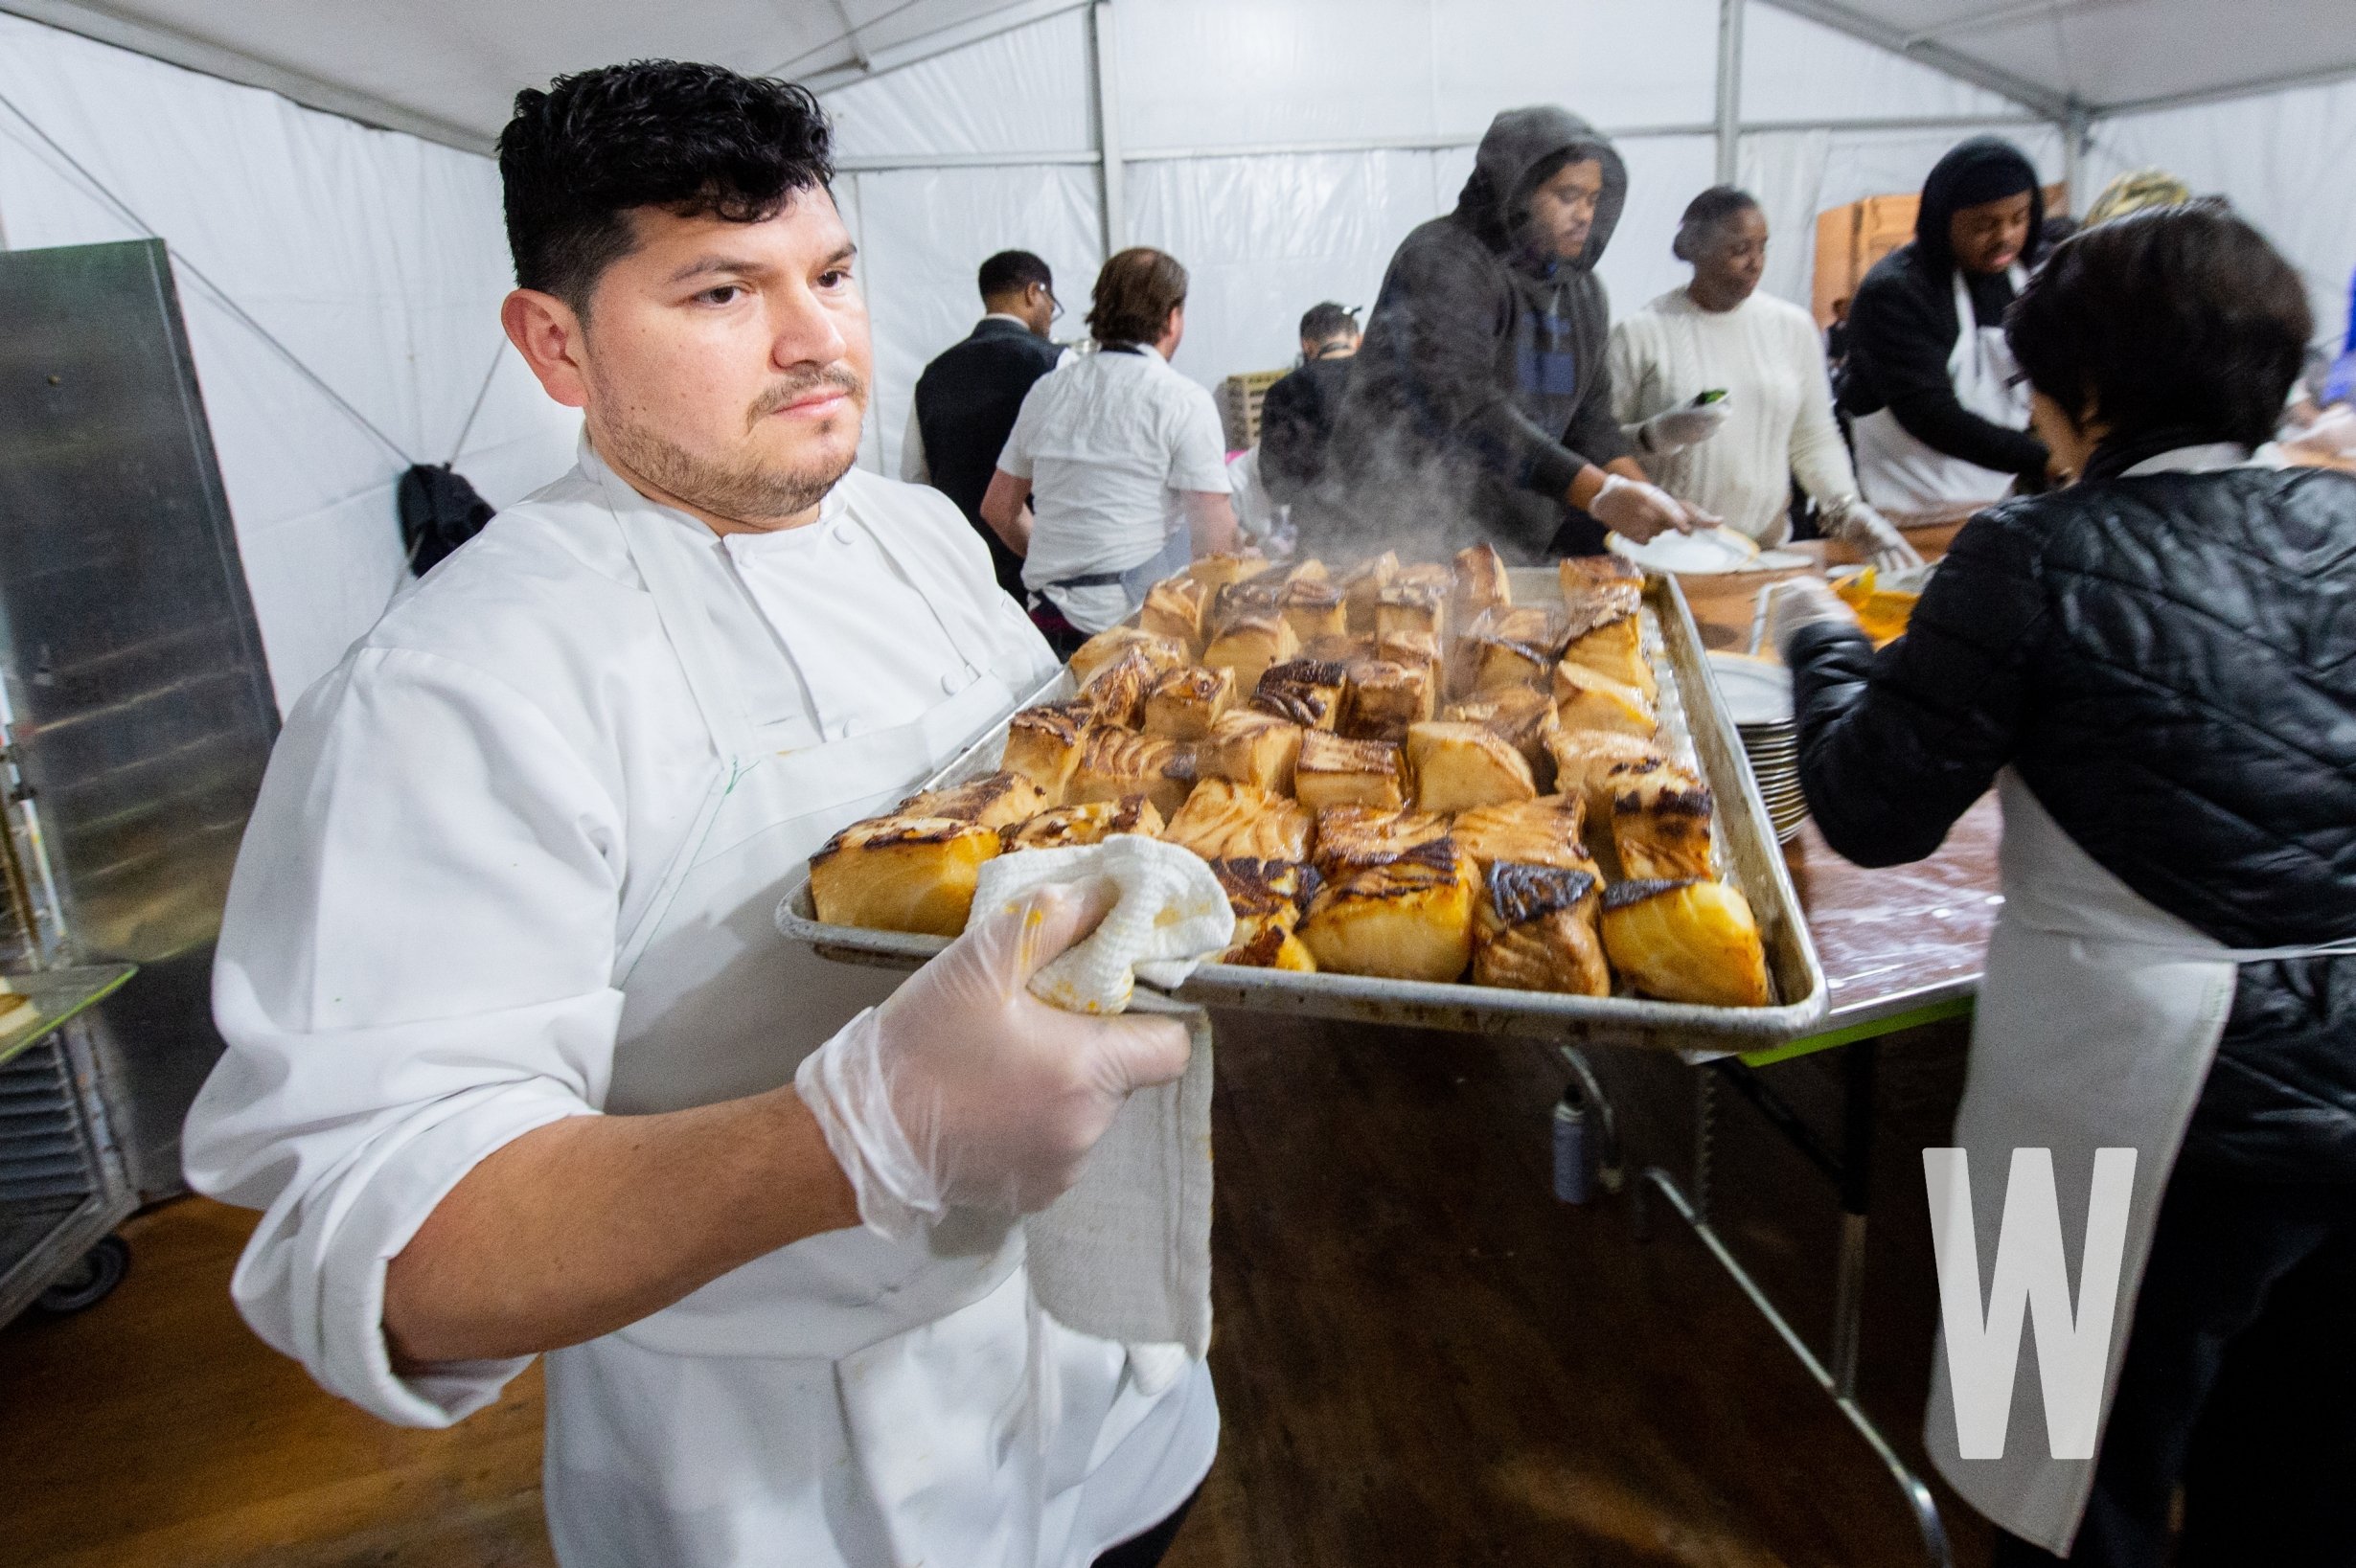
0, 11, 579, 711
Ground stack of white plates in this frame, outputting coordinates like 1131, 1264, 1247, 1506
1705, 653, 1808, 844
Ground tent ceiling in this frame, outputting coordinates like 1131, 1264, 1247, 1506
7, 0, 2353, 153
0, 0, 1080, 150
1771, 0, 2356, 119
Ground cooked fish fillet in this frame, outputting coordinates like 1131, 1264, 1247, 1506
1452, 795, 1596, 876
1310, 804, 1450, 876
1069, 728, 1199, 819
1202, 613, 1301, 693
1200, 708, 1305, 792
1452, 542, 1512, 616
1340, 551, 1400, 631
1553, 661, 1658, 739
1473, 861, 1610, 996
1299, 839, 1476, 983
1210, 856, 1319, 970
1165, 779, 1315, 862
1558, 554, 1642, 597
1599, 877, 1770, 1008
810, 814, 1000, 937
1294, 731, 1407, 810
1559, 613, 1654, 699
1279, 577, 1348, 644
1252, 657, 1349, 731
1143, 664, 1235, 740
1407, 720, 1538, 813
1394, 563, 1454, 593
1546, 727, 1670, 819
1208, 578, 1285, 636
1375, 582, 1448, 644
1079, 647, 1159, 728
1001, 702, 1093, 802
1463, 604, 1572, 695
1303, 632, 1377, 665
1445, 687, 1561, 789
1341, 658, 1434, 742
1069, 625, 1188, 687
899, 769, 1050, 831
1609, 761, 1717, 880
1186, 552, 1272, 591
1376, 627, 1441, 672
1138, 576, 1211, 650
1005, 796, 1166, 851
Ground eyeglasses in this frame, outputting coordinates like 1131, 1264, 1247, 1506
1041, 284, 1064, 323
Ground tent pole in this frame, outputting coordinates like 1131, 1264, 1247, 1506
1715, 0, 1747, 184
1089, 1, 1126, 259
2060, 102, 2090, 215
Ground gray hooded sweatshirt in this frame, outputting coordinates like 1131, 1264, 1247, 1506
1312, 106, 1633, 563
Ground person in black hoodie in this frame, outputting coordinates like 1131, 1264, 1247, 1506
1777, 205, 2356, 1568
1307, 106, 1704, 563
1841, 136, 2053, 511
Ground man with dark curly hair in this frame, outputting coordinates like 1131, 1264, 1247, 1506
184, 61, 1215, 1568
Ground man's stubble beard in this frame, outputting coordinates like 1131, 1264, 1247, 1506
595, 365, 869, 528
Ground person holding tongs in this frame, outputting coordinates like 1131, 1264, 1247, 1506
1839, 137, 2057, 511
1773, 204, 2356, 1567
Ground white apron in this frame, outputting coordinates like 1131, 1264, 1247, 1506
543, 463, 1210, 1568
1853, 265, 2029, 512
1925, 769, 2356, 1553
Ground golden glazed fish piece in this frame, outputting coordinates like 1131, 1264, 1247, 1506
1309, 804, 1450, 876
1068, 728, 1198, 820
1279, 576, 1348, 644
1553, 661, 1658, 739
1252, 658, 1349, 731
1005, 796, 1165, 851
811, 815, 1000, 938
1164, 779, 1315, 863
1200, 708, 1305, 793
1452, 542, 1512, 617
1546, 727, 1669, 819
1473, 861, 1610, 997
1000, 702, 1093, 803
1293, 731, 1407, 811
1202, 613, 1300, 693
899, 769, 1050, 831
1407, 720, 1539, 813
1185, 552, 1272, 592
1138, 575, 1211, 651
1559, 612, 1654, 699
1375, 581, 1448, 645
1143, 664, 1235, 740
1068, 625, 1187, 688
1079, 647, 1159, 728
1599, 877, 1771, 1008
1299, 838, 1477, 983
1451, 795, 1597, 878
1340, 551, 1400, 632
1340, 658, 1434, 743
1210, 856, 1318, 970
1609, 761, 1717, 880
1462, 604, 1572, 695
1444, 686, 1561, 789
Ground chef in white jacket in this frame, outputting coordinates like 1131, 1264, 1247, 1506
181, 63, 1216, 1568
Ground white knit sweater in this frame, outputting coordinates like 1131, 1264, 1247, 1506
1608, 287, 1863, 545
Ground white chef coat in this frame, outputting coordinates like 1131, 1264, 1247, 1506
181, 436, 1216, 1566
999, 344, 1230, 635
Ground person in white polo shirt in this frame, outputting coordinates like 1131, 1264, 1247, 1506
981, 248, 1239, 654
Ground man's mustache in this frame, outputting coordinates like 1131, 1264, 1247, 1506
749, 367, 867, 423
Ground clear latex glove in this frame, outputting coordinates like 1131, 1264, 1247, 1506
1590, 472, 1712, 543
1821, 495, 1925, 573
1761, 578, 1860, 661
1634, 399, 1731, 456
796, 880, 1194, 1238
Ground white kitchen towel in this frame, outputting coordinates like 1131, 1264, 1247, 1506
970, 835, 1229, 1365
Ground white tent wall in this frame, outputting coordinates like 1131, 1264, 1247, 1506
2081, 76, 2356, 354
0, 12, 579, 711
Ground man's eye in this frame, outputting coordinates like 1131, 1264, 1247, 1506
697, 284, 744, 306
818, 268, 854, 289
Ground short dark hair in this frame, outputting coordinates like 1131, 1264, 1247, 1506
1299, 302, 1360, 343
498, 61, 835, 315
1673, 185, 1762, 261
979, 250, 1052, 303
2007, 201, 2313, 450
1087, 248, 1188, 349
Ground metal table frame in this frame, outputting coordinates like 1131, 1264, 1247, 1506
0, 964, 141, 1327
1617, 985, 1978, 1568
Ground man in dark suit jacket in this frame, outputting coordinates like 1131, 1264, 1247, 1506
904, 250, 1065, 597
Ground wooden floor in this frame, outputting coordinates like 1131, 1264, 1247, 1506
1, 1013, 1994, 1567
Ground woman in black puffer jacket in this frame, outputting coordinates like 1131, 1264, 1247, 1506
1779, 204, 2356, 1568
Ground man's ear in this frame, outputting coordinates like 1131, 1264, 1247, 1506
502, 287, 591, 410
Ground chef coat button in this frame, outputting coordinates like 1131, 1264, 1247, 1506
827, 721, 852, 741
940, 672, 961, 693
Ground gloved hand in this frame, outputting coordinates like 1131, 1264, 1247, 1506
1760, 578, 1859, 662
1819, 496, 1924, 573
1590, 472, 1713, 543
1634, 399, 1731, 455
796, 880, 1194, 1238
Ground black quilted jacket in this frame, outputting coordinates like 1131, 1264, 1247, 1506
1787, 464, 2356, 1181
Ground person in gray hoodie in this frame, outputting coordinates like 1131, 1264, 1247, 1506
1306, 106, 1705, 563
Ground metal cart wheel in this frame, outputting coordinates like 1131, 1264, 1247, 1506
36, 1234, 128, 1314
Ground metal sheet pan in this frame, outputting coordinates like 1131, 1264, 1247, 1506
778, 568, 1828, 1050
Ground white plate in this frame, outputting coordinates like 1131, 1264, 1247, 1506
1705, 652, 1794, 728
1607, 525, 1761, 577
